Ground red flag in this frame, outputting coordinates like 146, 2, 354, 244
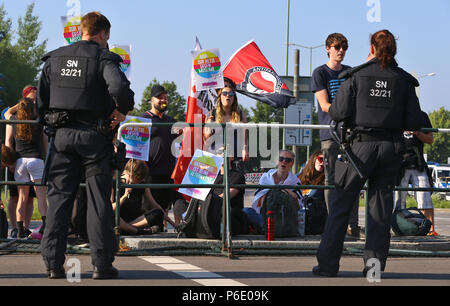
223, 40, 296, 108
171, 38, 217, 200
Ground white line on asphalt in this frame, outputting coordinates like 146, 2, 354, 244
139, 256, 247, 286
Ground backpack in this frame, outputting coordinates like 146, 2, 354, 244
391, 207, 432, 236
261, 189, 299, 238
0, 208, 8, 239
304, 195, 328, 235
176, 192, 222, 239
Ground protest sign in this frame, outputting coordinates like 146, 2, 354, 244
119, 116, 152, 161
61, 15, 82, 45
191, 48, 224, 91
110, 45, 132, 80
178, 149, 224, 201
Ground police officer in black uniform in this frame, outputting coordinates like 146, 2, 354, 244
37, 11, 134, 279
312, 29, 424, 278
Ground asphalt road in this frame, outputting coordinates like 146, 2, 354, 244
0, 254, 449, 287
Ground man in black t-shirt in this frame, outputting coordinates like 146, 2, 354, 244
141, 85, 178, 215
311, 33, 362, 238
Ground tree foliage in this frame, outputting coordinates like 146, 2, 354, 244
424, 107, 450, 163
0, 2, 47, 107
131, 78, 186, 121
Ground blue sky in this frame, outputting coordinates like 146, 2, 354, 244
2, 0, 449, 114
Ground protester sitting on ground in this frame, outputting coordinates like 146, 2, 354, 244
244, 149, 302, 233
111, 159, 176, 235
6, 98, 48, 239
203, 78, 249, 173
298, 151, 325, 201
173, 153, 248, 236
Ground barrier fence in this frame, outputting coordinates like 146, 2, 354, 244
0, 119, 449, 258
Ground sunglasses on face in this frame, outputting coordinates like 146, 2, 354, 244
331, 44, 348, 51
222, 91, 235, 97
317, 156, 324, 163
279, 156, 294, 163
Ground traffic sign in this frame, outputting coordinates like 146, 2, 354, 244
284, 100, 313, 146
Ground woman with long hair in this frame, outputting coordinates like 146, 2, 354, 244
204, 78, 249, 172
298, 151, 325, 199
10, 97, 48, 238
313, 29, 425, 278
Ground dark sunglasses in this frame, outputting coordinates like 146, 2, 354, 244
279, 156, 294, 163
222, 91, 235, 97
331, 43, 348, 51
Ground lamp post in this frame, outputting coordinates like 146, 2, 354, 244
287, 43, 325, 76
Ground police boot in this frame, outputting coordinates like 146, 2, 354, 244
47, 267, 66, 279
92, 265, 118, 280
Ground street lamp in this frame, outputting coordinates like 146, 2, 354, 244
287, 43, 325, 76
418, 72, 436, 78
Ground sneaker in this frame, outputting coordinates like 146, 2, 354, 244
29, 226, 43, 240
427, 231, 440, 236
10, 228, 18, 238
92, 265, 118, 280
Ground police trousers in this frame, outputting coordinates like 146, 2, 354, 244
41, 127, 118, 270
316, 140, 401, 274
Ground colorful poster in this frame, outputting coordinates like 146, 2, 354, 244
179, 149, 224, 201
61, 15, 82, 45
110, 45, 132, 80
119, 116, 152, 161
191, 48, 224, 91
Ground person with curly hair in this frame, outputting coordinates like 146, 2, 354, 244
298, 151, 325, 200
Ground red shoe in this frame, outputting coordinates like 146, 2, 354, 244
427, 231, 440, 236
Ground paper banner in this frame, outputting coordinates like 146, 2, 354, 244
178, 149, 224, 201
61, 15, 82, 45
119, 116, 152, 161
191, 48, 224, 91
110, 44, 132, 80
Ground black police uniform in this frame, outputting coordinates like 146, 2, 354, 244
37, 40, 134, 272
315, 58, 424, 275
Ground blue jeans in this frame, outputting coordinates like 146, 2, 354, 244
243, 207, 263, 229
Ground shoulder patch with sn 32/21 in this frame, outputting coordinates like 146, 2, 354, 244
55, 56, 88, 89
361, 76, 396, 109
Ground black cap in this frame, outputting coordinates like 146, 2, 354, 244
150, 85, 167, 99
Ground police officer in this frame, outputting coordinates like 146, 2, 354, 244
312, 29, 424, 278
37, 11, 134, 279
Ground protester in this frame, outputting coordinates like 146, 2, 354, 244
311, 33, 362, 238
395, 111, 437, 235
112, 159, 176, 235
298, 151, 325, 200
244, 150, 302, 232
6, 98, 47, 239
38, 11, 134, 280
141, 85, 178, 227
2, 86, 38, 238
204, 78, 249, 173
173, 156, 248, 236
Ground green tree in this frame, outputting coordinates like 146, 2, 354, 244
0, 2, 47, 107
424, 107, 450, 163
134, 78, 186, 121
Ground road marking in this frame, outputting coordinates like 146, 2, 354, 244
139, 256, 246, 286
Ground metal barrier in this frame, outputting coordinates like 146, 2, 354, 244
0, 119, 449, 258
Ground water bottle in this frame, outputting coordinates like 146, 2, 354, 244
297, 208, 306, 237
266, 210, 275, 241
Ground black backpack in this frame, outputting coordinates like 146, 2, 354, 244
392, 207, 432, 236
177, 192, 222, 239
261, 189, 299, 238
304, 195, 328, 235
0, 208, 8, 239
